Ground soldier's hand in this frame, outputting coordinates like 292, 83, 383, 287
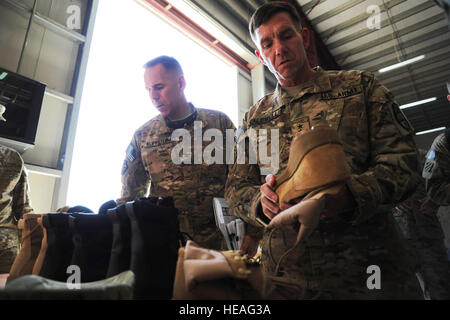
395, 200, 413, 213
260, 174, 279, 220
419, 195, 439, 215
260, 174, 292, 220
239, 234, 259, 257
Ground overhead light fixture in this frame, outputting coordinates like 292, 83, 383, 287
0, 72, 8, 80
416, 127, 446, 135
379, 55, 425, 73
399, 97, 437, 109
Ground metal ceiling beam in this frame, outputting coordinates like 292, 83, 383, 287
396, 87, 449, 104
382, 66, 450, 90
188, 0, 255, 52
310, 0, 366, 25
377, 52, 450, 82
363, 40, 450, 72
45, 87, 75, 105
218, 0, 250, 28
302, 0, 328, 15
343, 29, 450, 69
390, 74, 450, 97
327, 0, 437, 50
334, 12, 444, 61
1, 0, 86, 43
247, 0, 260, 10
226, 0, 255, 19
320, 0, 406, 41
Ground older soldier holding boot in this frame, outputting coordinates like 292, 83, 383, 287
225, 2, 422, 299
117, 56, 259, 252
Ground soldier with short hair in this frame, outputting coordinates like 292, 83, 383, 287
0, 106, 34, 273
117, 56, 259, 252
225, 1, 422, 299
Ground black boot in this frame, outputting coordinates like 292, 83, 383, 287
37, 214, 77, 282
68, 213, 113, 283
126, 197, 180, 299
106, 205, 132, 278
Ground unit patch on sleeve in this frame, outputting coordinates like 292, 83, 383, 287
126, 144, 139, 162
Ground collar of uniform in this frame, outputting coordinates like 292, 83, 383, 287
163, 103, 198, 129
271, 66, 331, 109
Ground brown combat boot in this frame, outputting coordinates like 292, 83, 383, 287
274, 124, 351, 204
7, 214, 46, 283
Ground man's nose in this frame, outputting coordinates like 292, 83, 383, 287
150, 90, 159, 100
274, 39, 284, 55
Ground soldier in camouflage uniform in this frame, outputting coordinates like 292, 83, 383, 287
424, 128, 450, 206
0, 146, 34, 273
118, 56, 258, 251
225, 2, 422, 299
394, 148, 450, 299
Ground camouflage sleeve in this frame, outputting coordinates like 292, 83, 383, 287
346, 73, 419, 224
225, 112, 266, 229
11, 166, 33, 221
220, 112, 263, 238
424, 134, 450, 205
116, 132, 150, 205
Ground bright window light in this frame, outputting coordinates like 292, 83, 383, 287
66, 1, 239, 212
399, 97, 437, 109
379, 55, 425, 73
416, 127, 446, 135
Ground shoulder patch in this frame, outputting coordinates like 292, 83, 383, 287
391, 103, 413, 133
126, 144, 139, 162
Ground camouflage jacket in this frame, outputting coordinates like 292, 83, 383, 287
424, 132, 450, 205
118, 105, 236, 249
0, 146, 33, 229
225, 67, 421, 298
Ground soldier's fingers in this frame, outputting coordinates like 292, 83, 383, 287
265, 174, 276, 187
261, 195, 280, 217
260, 183, 278, 203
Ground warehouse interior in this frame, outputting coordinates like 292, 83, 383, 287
0, 0, 449, 299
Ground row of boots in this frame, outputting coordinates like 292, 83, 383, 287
5, 197, 180, 300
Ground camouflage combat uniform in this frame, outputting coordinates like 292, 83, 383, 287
393, 149, 450, 299
0, 146, 33, 273
225, 67, 423, 299
424, 132, 450, 206
118, 104, 235, 250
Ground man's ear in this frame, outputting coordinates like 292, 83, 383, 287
301, 27, 311, 50
178, 75, 186, 91
255, 49, 267, 66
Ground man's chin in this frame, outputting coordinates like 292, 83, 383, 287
157, 108, 169, 117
